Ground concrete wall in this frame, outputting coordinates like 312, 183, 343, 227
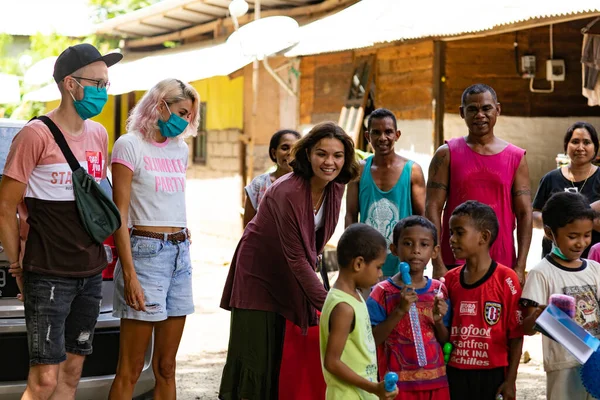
443, 114, 600, 192
247, 144, 272, 178
186, 129, 242, 179
395, 119, 434, 173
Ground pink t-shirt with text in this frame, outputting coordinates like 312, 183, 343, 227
111, 132, 188, 227
3, 111, 108, 277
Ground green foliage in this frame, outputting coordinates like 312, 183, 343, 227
89, 0, 161, 23
1, 0, 162, 118
0, 34, 18, 76
0, 33, 90, 119
28, 33, 82, 60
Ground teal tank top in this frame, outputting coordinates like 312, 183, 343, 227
359, 156, 413, 276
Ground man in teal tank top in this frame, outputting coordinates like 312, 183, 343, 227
346, 108, 426, 278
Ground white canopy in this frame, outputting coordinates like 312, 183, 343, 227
23, 42, 255, 102
0, 74, 21, 104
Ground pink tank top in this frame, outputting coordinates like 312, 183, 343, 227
441, 137, 525, 268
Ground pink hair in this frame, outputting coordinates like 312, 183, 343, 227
126, 78, 200, 141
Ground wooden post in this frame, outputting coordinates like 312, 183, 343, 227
246, 0, 261, 184
432, 41, 446, 149
127, 91, 136, 116
114, 94, 122, 143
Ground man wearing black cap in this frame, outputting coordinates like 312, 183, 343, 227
0, 43, 122, 400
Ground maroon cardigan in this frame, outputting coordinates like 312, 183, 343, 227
220, 173, 344, 332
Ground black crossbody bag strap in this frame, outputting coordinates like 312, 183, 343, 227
34, 116, 81, 172
319, 255, 330, 291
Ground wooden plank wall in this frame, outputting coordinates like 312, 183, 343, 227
299, 52, 355, 125
444, 18, 600, 117
376, 41, 434, 120
299, 41, 435, 124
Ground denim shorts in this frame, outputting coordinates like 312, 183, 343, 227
24, 271, 102, 366
113, 232, 194, 322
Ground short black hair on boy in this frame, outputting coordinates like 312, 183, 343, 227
392, 216, 438, 247
451, 200, 499, 246
542, 191, 597, 233
337, 223, 387, 268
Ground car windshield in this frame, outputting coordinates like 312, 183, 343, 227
0, 124, 22, 177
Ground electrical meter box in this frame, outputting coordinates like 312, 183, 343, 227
546, 59, 565, 81
521, 55, 536, 78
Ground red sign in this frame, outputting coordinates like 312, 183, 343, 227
86, 151, 103, 180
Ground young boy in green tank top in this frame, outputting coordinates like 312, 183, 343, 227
320, 224, 399, 399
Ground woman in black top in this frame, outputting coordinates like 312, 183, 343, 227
533, 121, 600, 258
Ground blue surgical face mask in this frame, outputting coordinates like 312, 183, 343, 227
70, 80, 108, 120
158, 101, 189, 138
550, 231, 571, 261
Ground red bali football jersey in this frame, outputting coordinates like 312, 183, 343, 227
445, 262, 523, 370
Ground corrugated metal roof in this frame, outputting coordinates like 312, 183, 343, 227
94, 0, 325, 38
285, 0, 600, 57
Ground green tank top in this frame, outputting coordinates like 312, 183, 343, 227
319, 288, 378, 399
359, 156, 414, 276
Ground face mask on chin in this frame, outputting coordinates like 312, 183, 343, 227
549, 231, 572, 261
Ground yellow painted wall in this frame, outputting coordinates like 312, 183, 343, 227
191, 76, 244, 131
43, 76, 244, 151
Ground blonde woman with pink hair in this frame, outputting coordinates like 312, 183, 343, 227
108, 78, 200, 399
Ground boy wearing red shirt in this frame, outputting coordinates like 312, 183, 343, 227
444, 201, 523, 400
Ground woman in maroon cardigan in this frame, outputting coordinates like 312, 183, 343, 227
219, 122, 359, 399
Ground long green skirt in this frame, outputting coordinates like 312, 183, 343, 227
219, 308, 286, 400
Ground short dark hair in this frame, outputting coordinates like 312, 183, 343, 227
289, 122, 359, 184
542, 192, 597, 234
367, 108, 397, 131
337, 223, 387, 268
392, 216, 438, 247
451, 200, 499, 246
269, 129, 300, 162
563, 122, 599, 158
461, 84, 498, 106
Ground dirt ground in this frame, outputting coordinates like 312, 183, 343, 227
174, 178, 548, 399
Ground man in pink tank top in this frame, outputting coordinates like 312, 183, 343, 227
425, 84, 532, 284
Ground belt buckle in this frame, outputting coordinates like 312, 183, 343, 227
169, 234, 181, 245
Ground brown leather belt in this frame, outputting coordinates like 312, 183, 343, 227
131, 228, 189, 243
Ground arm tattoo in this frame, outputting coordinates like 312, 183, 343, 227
513, 189, 531, 197
427, 181, 448, 191
429, 152, 447, 177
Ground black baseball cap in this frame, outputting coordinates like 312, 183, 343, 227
53, 43, 123, 83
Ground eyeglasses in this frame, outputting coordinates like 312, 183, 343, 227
70, 76, 110, 91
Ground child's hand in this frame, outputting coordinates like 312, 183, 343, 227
373, 381, 399, 399
532, 305, 545, 319
433, 296, 448, 323
397, 286, 418, 314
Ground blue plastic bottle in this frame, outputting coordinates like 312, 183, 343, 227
399, 262, 427, 367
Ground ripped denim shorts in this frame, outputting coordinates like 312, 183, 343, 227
112, 232, 194, 322
24, 271, 102, 365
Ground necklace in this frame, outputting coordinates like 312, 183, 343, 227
313, 189, 325, 214
568, 164, 594, 193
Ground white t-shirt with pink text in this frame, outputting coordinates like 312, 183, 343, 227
111, 132, 188, 227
